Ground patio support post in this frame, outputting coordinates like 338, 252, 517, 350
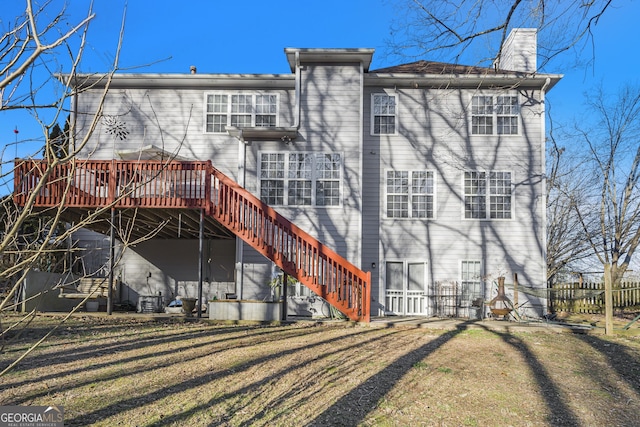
107, 207, 115, 315
282, 272, 288, 321
197, 208, 204, 318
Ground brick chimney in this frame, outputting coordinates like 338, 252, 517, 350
494, 28, 537, 73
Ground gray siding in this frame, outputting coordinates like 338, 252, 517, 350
69, 51, 552, 317
363, 86, 546, 315
118, 239, 236, 305
241, 63, 364, 283
75, 87, 294, 179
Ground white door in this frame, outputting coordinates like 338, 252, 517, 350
384, 261, 427, 315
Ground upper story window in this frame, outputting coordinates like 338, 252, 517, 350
372, 94, 396, 135
205, 93, 278, 133
464, 171, 512, 219
471, 95, 519, 135
259, 152, 342, 207
386, 170, 435, 219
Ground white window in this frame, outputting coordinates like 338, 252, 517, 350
471, 94, 519, 135
372, 94, 396, 134
386, 170, 435, 218
259, 152, 341, 207
205, 94, 228, 133
461, 260, 483, 304
315, 153, 341, 206
464, 171, 512, 219
205, 93, 278, 133
255, 95, 278, 127
259, 153, 285, 205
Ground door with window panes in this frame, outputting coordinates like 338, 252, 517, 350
385, 261, 428, 315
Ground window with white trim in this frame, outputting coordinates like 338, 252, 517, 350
259, 152, 341, 206
372, 94, 396, 134
205, 93, 278, 133
471, 95, 519, 135
386, 170, 435, 218
464, 171, 512, 219
260, 153, 285, 205
461, 260, 483, 303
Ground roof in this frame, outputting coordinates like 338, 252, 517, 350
367, 60, 563, 91
62, 53, 562, 92
370, 60, 511, 75
285, 48, 375, 72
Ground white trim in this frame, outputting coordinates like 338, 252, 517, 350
459, 259, 484, 311
461, 170, 514, 220
257, 151, 344, 208
370, 92, 398, 136
459, 259, 483, 284
383, 259, 429, 315
204, 92, 280, 134
469, 92, 521, 137
383, 169, 436, 220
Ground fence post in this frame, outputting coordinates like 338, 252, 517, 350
604, 264, 613, 335
513, 273, 519, 311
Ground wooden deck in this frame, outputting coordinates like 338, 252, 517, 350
14, 159, 371, 322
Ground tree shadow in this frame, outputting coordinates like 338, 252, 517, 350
574, 333, 640, 396
306, 321, 472, 426
62, 325, 385, 425
475, 324, 582, 426
3, 323, 329, 404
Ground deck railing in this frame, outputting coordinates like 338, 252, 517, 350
13, 159, 211, 209
13, 159, 370, 322
209, 167, 370, 322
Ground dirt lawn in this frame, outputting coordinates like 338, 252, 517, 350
1, 314, 640, 426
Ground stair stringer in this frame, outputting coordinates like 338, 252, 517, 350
206, 163, 371, 322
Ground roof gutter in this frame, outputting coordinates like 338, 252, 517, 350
365, 73, 563, 91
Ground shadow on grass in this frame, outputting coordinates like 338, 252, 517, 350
305, 322, 472, 427
1, 320, 250, 376
144, 328, 413, 427
574, 333, 640, 396
476, 324, 582, 427
3, 323, 330, 404
63, 325, 387, 425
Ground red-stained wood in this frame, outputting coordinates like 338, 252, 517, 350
14, 159, 371, 321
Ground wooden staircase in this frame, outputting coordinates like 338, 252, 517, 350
13, 159, 371, 322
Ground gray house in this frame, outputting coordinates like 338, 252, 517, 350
16, 28, 561, 320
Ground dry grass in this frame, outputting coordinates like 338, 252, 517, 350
1, 313, 639, 426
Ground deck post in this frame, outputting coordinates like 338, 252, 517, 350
197, 208, 204, 318
107, 208, 115, 315
282, 272, 288, 321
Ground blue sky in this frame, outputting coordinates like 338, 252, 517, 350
1, 0, 638, 159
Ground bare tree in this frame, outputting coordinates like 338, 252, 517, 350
568, 84, 640, 334
0, 1, 161, 376
545, 135, 595, 285
385, 0, 614, 70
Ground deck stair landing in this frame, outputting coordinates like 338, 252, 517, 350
13, 159, 371, 322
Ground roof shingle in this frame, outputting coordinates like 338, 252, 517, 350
369, 60, 517, 75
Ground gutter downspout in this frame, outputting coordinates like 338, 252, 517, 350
293, 51, 301, 129
235, 53, 300, 300
235, 129, 245, 299
540, 77, 551, 309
